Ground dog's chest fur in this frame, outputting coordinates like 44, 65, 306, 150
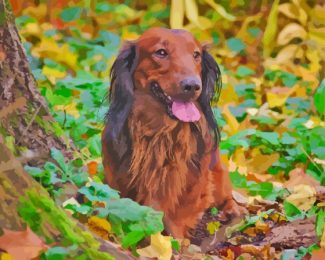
127, 92, 213, 210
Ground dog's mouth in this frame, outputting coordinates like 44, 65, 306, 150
150, 82, 201, 122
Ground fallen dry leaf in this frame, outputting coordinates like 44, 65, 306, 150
136, 233, 172, 260
311, 248, 325, 260
241, 244, 275, 259
285, 168, 320, 189
87, 161, 98, 175
222, 105, 239, 135
87, 216, 111, 240
266, 86, 298, 108
0, 227, 48, 260
285, 184, 316, 211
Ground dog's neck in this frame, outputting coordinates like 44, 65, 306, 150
127, 92, 213, 211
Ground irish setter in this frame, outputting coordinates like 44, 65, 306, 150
102, 28, 244, 238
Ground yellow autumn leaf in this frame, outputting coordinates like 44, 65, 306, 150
286, 184, 316, 211
42, 66, 66, 84
229, 149, 247, 175
262, 0, 280, 58
206, 221, 221, 235
22, 3, 47, 20
21, 23, 42, 37
247, 151, 280, 175
264, 44, 301, 69
137, 233, 172, 260
87, 216, 112, 240
222, 105, 239, 135
266, 85, 298, 108
204, 0, 235, 21
170, 0, 185, 29
54, 103, 80, 118
274, 44, 299, 65
277, 23, 307, 46
306, 48, 321, 73
217, 84, 238, 106
269, 212, 287, 223
255, 220, 270, 234
310, 4, 325, 26
32, 38, 78, 70
121, 28, 139, 41
184, 0, 199, 27
291, 0, 308, 25
197, 16, 213, 30
308, 26, 325, 47
278, 3, 307, 25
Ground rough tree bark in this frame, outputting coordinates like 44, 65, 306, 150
0, 1, 133, 258
0, 0, 70, 165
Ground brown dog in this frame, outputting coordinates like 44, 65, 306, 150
102, 28, 244, 238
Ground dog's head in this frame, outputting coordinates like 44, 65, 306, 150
107, 28, 221, 144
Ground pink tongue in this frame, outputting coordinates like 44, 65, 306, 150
171, 101, 201, 122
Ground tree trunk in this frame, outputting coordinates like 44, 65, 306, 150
0, 1, 133, 259
0, 0, 71, 166
0, 143, 134, 259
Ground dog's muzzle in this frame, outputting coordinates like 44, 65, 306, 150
150, 82, 177, 120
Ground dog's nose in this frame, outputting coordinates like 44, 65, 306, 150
181, 77, 202, 93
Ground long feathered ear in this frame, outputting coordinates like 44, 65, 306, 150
106, 42, 138, 139
199, 49, 222, 148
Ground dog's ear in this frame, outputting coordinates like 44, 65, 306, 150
199, 49, 222, 147
106, 42, 138, 139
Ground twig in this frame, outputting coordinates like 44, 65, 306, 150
17, 105, 41, 145
299, 146, 323, 174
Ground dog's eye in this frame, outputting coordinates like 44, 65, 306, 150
193, 51, 201, 59
155, 49, 168, 58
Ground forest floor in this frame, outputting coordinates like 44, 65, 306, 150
5, 0, 325, 259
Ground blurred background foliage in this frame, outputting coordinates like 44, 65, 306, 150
7, 0, 325, 257
11, 0, 324, 183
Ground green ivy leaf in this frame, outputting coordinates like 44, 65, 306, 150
316, 209, 325, 238
122, 230, 145, 248
79, 182, 120, 202
256, 131, 279, 145
247, 182, 274, 198
24, 166, 43, 177
50, 148, 68, 173
281, 133, 296, 145
283, 201, 305, 221
42, 246, 68, 260
171, 239, 180, 252
236, 66, 255, 77
60, 7, 82, 22
226, 37, 246, 52
314, 79, 325, 116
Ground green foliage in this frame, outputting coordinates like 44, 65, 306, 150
316, 209, 325, 239
295, 244, 320, 259
283, 201, 305, 221
210, 207, 218, 216
314, 79, 325, 117
79, 182, 120, 201
230, 171, 287, 200
65, 184, 164, 249
41, 246, 69, 260
60, 7, 82, 22
13, 0, 325, 257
